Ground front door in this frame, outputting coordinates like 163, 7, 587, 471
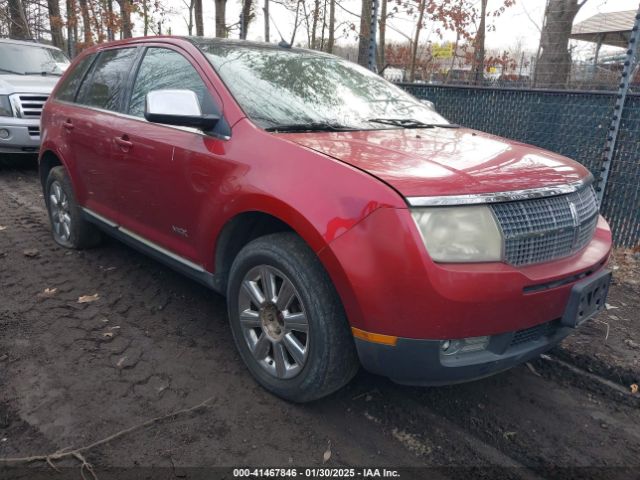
112, 46, 228, 264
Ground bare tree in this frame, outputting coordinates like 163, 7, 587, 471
194, 0, 203, 35
215, 0, 227, 37
356, 0, 371, 67
78, 0, 93, 43
536, 0, 588, 88
326, 0, 335, 52
239, 0, 253, 38
115, 0, 132, 38
8, 0, 31, 38
263, 0, 269, 41
472, 0, 487, 84
408, 0, 426, 82
47, 0, 65, 48
376, 0, 387, 70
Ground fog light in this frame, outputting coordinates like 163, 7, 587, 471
440, 336, 489, 356
0, 128, 9, 139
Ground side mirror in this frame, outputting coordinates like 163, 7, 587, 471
145, 89, 219, 130
420, 99, 436, 111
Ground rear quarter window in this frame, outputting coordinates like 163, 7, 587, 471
77, 48, 138, 111
54, 54, 96, 103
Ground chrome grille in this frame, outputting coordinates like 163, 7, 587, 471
491, 185, 599, 266
15, 94, 48, 118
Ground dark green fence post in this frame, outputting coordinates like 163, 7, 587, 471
596, 6, 640, 205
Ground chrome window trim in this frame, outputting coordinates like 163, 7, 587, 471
407, 175, 594, 207
53, 99, 231, 141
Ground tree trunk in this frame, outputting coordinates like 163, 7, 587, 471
535, 0, 586, 88
326, 0, 335, 53
47, 0, 65, 48
8, 0, 31, 38
472, 0, 487, 85
377, 0, 387, 70
215, 0, 227, 37
409, 0, 426, 82
263, 0, 269, 42
116, 0, 132, 38
142, 0, 149, 35
357, 0, 372, 67
66, 0, 76, 56
194, 0, 203, 35
239, 0, 252, 39
78, 0, 93, 44
104, 0, 115, 41
310, 0, 319, 49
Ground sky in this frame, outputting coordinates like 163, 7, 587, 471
156, 0, 639, 54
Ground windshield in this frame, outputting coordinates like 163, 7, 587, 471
0, 43, 70, 76
199, 42, 448, 130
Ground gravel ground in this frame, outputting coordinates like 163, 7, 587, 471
0, 163, 638, 479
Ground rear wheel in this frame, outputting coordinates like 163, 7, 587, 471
227, 232, 359, 402
45, 166, 101, 249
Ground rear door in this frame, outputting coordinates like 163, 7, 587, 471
70, 47, 139, 222
112, 45, 229, 263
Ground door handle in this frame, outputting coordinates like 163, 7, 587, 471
63, 119, 74, 131
114, 135, 133, 151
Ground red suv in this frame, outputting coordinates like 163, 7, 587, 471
39, 37, 612, 402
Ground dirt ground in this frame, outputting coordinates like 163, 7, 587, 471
0, 163, 638, 479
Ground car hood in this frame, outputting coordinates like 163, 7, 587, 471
0, 74, 59, 94
279, 127, 591, 198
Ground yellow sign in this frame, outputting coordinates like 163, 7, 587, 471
432, 43, 454, 59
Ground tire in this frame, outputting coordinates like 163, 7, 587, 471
227, 232, 359, 402
45, 166, 101, 249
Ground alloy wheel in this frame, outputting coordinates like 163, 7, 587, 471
237, 265, 310, 379
49, 180, 72, 243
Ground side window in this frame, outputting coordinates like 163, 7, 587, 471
77, 48, 137, 111
54, 54, 95, 102
128, 48, 213, 118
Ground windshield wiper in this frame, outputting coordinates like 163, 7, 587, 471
23, 71, 62, 76
0, 68, 25, 75
368, 118, 459, 129
265, 122, 355, 133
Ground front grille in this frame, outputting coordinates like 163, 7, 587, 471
27, 126, 40, 138
16, 94, 48, 118
491, 185, 599, 266
510, 320, 560, 348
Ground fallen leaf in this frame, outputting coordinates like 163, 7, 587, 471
23, 248, 39, 258
631, 384, 638, 394
0, 226, 7, 231
78, 293, 100, 303
38, 288, 58, 298
116, 356, 127, 368
323, 441, 331, 463
0, 354, 7, 362
503, 431, 517, 440
102, 332, 114, 339
605, 303, 619, 310
526, 362, 541, 377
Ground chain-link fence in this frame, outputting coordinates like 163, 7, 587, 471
397, 6, 640, 248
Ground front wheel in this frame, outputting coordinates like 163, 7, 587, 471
227, 232, 359, 402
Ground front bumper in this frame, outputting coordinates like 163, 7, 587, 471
355, 319, 571, 385
0, 121, 41, 153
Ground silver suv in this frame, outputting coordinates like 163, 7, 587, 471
0, 38, 69, 155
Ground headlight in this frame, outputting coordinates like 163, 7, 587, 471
411, 205, 503, 262
0, 95, 13, 117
